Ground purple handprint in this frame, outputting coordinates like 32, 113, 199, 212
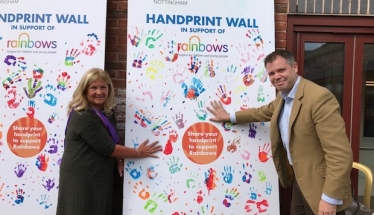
14, 163, 27, 178
46, 138, 58, 154
42, 178, 55, 191
173, 112, 186, 129
248, 123, 257, 138
242, 172, 252, 184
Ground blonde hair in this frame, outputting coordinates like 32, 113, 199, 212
67, 68, 115, 116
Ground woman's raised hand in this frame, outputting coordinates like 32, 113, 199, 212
137, 139, 162, 158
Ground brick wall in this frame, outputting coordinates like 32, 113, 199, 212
106, 1, 287, 214
275, 0, 288, 50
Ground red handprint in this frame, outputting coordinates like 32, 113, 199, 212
163, 130, 178, 155
216, 85, 232, 105
258, 143, 271, 163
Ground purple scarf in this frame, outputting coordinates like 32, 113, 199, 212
65, 108, 119, 145
90, 107, 119, 144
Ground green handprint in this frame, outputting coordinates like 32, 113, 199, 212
145, 29, 163, 49
258, 170, 267, 182
24, 78, 43, 99
186, 171, 199, 188
167, 156, 183, 174
143, 193, 167, 214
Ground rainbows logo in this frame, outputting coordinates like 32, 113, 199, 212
178, 35, 228, 53
7, 32, 57, 49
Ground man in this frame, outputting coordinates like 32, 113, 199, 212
207, 50, 352, 215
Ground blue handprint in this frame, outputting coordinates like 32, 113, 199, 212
249, 187, 258, 200
36, 194, 52, 209
242, 171, 252, 184
181, 77, 205, 100
125, 161, 143, 180
14, 188, 25, 204
132, 137, 139, 148
14, 163, 27, 178
264, 181, 272, 195
167, 156, 183, 174
42, 84, 58, 106
222, 165, 234, 184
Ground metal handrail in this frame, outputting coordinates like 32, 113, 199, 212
359, 147, 374, 151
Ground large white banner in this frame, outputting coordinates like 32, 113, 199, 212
125, 0, 277, 214
0, 0, 107, 214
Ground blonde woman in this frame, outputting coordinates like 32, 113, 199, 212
56, 68, 161, 215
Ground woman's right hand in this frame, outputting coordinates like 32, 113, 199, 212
137, 139, 162, 158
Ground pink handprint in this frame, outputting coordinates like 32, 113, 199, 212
81, 33, 100, 56
258, 143, 271, 163
171, 65, 188, 84
236, 43, 251, 63
6, 88, 22, 109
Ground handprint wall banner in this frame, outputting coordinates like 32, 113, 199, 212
0, 0, 107, 214
125, 0, 278, 214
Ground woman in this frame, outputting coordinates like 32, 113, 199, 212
56, 68, 162, 215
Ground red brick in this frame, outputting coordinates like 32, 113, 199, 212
106, 35, 117, 44
118, 36, 127, 44
274, 0, 288, 3
275, 13, 287, 22
275, 40, 287, 49
117, 70, 127, 79
112, 79, 127, 88
275, 3, 288, 13
275, 22, 287, 31
118, 19, 127, 28
106, 19, 118, 28
106, 1, 117, 11
107, 70, 117, 78
118, 2, 127, 10
275, 31, 287, 40
118, 53, 127, 61
105, 52, 118, 62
